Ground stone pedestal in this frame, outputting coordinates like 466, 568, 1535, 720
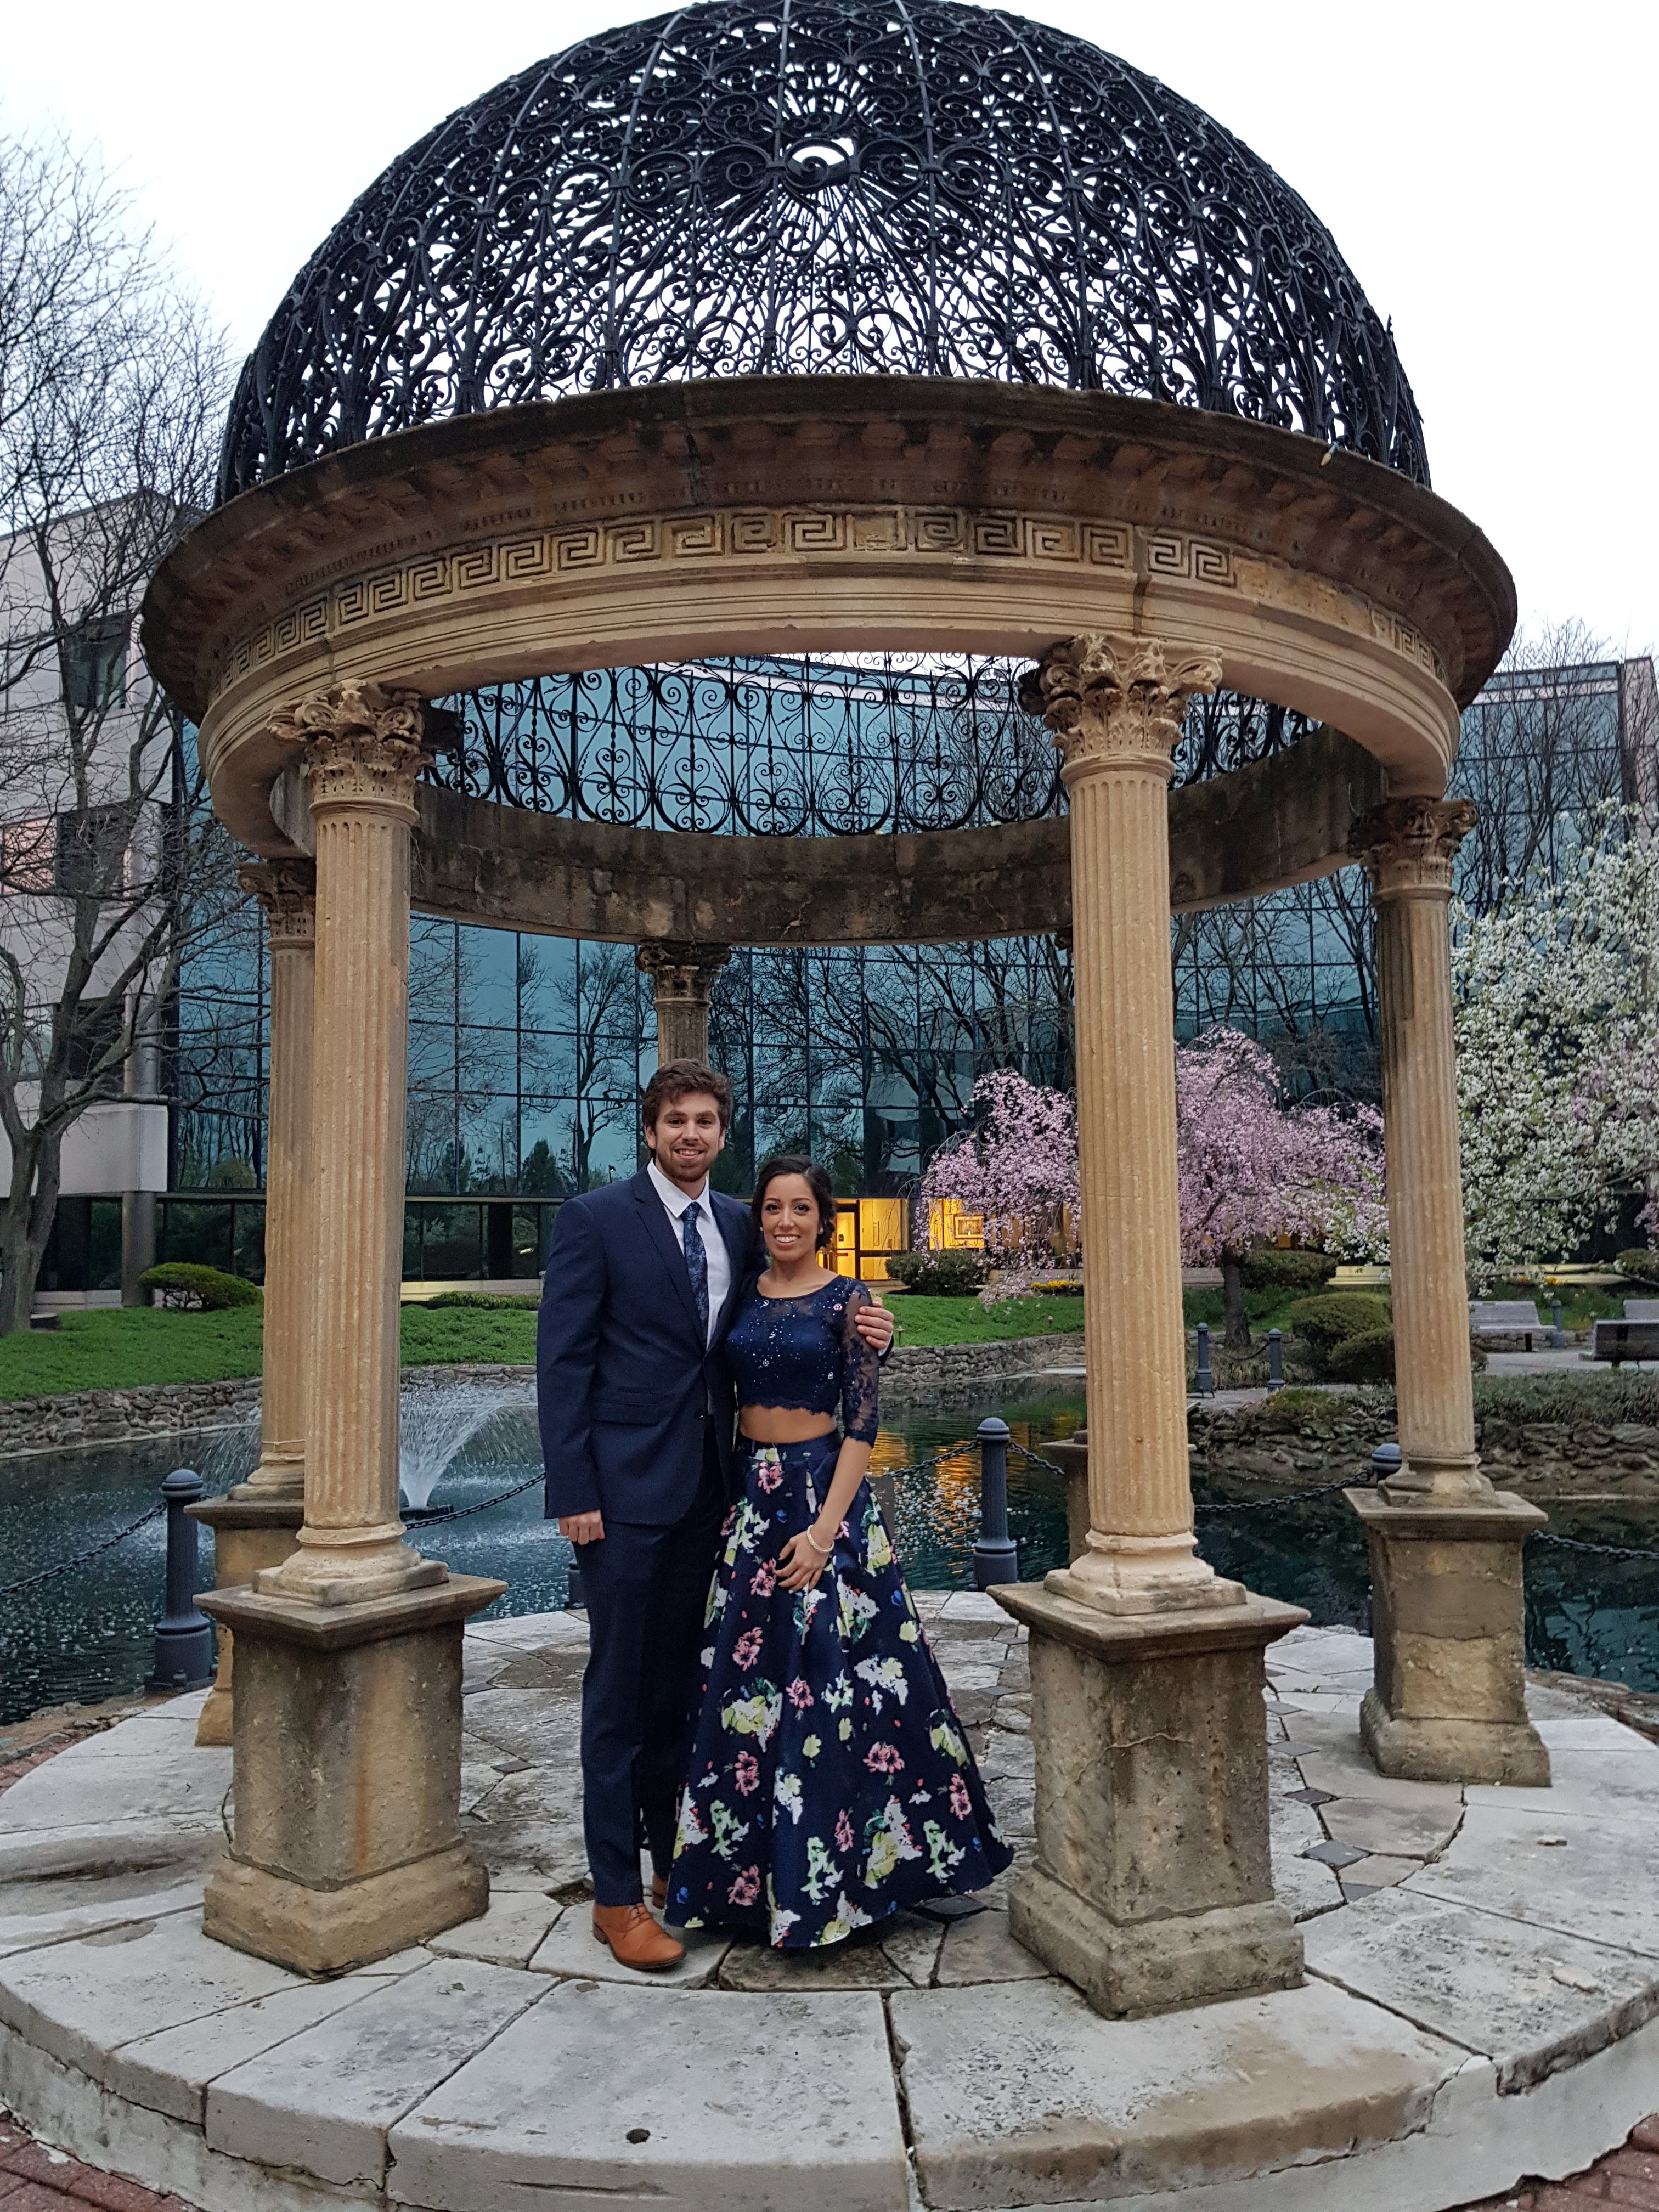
1044, 1429, 1091, 1565
1348, 1489, 1549, 1786
183, 1494, 304, 1746
198, 1575, 505, 1973
995, 1583, 1307, 2017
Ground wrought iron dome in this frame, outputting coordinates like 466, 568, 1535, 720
217, 0, 1429, 501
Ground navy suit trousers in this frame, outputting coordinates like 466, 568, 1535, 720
575, 1437, 727, 1905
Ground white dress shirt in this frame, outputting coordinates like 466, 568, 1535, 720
647, 1158, 732, 1347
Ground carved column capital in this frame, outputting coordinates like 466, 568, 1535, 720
238, 859, 317, 949
1020, 633, 1222, 782
269, 682, 446, 819
1348, 797, 1477, 898
635, 941, 733, 1001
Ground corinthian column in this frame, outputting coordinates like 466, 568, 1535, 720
255, 683, 439, 1607
636, 941, 731, 1065
1022, 633, 1238, 1615
238, 860, 315, 1499
1348, 799, 1485, 1499
1344, 797, 1549, 1786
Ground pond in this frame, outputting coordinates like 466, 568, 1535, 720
3, 1384, 1658, 1728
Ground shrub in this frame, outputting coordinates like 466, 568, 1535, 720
1616, 1250, 1659, 1284
422, 1289, 539, 1310
1284, 1291, 1391, 1374
886, 1250, 987, 1297
1325, 1327, 1396, 1385
139, 1263, 260, 1311
1240, 1247, 1337, 1293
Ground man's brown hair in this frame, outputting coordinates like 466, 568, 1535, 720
641, 1058, 733, 1132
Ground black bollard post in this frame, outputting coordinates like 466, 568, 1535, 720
1194, 1321, 1215, 1397
1267, 1328, 1284, 1393
972, 1417, 1019, 1590
146, 1470, 215, 1692
1370, 1441, 1402, 1481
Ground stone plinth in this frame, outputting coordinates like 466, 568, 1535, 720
1042, 1430, 1090, 1564
1348, 1488, 1550, 1786
198, 1575, 505, 1973
183, 1494, 303, 1747
993, 1582, 1307, 2017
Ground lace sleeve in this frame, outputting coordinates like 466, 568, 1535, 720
838, 1283, 881, 1444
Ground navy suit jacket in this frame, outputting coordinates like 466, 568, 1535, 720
538, 1169, 753, 1526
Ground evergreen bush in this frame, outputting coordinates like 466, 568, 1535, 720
885, 1250, 988, 1296
423, 1289, 539, 1310
1240, 1247, 1337, 1293
1283, 1291, 1391, 1375
1325, 1326, 1396, 1385
139, 1263, 260, 1311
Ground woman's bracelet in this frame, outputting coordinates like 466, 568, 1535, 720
804, 1524, 835, 1557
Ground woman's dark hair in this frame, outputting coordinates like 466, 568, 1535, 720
751, 1154, 836, 1254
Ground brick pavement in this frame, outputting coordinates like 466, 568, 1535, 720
1457, 2118, 1659, 2209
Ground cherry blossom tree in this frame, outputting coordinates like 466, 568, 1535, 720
1175, 1028, 1386, 1346
917, 1069, 1077, 1297
1453, 804, 1659, 1284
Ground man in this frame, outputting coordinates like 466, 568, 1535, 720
538, 1059, 894, 1970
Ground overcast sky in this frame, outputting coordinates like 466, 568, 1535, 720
7, 0, 1654, 659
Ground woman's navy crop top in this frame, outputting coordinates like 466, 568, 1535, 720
725, 1277, 881, 1444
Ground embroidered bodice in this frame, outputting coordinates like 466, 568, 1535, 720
725, 1277, 881, 1444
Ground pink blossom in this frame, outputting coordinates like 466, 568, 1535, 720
750, 1558, 777, 1596
835, 1810, 854, 1852
733, 1627, 763, 1672
786, 1678, 814, 1709
919, 1071, 1079, 1295
948, 1774, 972, 1821
733, 1751, 760, 1796
727, 1866, 761, 1906
754, 1457, 782, 1493
864, 1742, 904, 1775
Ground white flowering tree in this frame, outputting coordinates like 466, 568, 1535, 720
1453, 805, 1659, 1285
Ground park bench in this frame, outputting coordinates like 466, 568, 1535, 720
1623, 1299, 1659, 1321
1588, 1318, 1659, 1367
1470, 1300, 1550, 1350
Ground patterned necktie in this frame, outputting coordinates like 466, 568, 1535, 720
682, 1200, 709, 1339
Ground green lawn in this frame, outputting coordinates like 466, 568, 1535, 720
0, 1288, 1087, 1400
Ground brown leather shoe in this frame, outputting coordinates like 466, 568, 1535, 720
592, 1902, 684, 1972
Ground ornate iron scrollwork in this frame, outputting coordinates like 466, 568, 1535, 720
219, 0, 1428, 499
428, 656, 1317, 832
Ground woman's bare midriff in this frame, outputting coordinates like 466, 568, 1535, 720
740, 1407, 838, 1443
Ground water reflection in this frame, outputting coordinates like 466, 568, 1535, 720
4, 1387, 1658, 1727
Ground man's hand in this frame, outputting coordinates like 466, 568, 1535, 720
854, 1295, 896, 1353
559, 1511, 606, 1545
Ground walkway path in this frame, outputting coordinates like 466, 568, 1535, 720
4, 1610, 1659, 2210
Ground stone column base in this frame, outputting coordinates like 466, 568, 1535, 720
184, 1493, 304, 1746
992, 1582, 1308, 2019
1042, 1431, 1090, 1565
198, 1573, 505, 1974
1347, 1488, 1550, 1787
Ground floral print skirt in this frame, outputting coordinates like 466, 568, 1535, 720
668, 1431, 1012, 1949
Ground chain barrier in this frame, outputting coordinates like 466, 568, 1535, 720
1005, 1439, 1072, 1482
416, 1471, 546, 1525
1529, 1529, 1659, 1564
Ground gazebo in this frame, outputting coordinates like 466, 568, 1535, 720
142, 0, 1543, 2011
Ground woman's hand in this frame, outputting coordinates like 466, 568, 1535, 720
777, 1523, 836, 1593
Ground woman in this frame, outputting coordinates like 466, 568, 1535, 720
669, 1154, 1011, 1949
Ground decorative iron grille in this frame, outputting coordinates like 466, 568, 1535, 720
220, 0, 1428, 499
431, 656, 1317, 832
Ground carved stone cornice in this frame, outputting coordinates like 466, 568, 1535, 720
1021, 633, 1223, 782
1348, 797, 1477, 898
635, 941, 733, 1001
271, 682, 438, 819
238, 859, 317, 948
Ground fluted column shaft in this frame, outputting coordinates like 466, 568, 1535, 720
236, 863, 315, 1499
257, 685, 443, 1606
636, 941, 732, 1066
1352, 799, 1488, 1501
1024, 634, 1240, 1614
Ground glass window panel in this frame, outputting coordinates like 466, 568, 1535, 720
459, 1095, 518, 1193
519, 1100, 575, 1195
409, 1020, 457, 1089
406, 1097, 460, 1194
410, 918, 457, 1012
457, 1026, 515, 1095
519, 1031, 578, 1096
458, 924, 518, 1029
415, 1203, 485, 1280
518, 935, 577, 1030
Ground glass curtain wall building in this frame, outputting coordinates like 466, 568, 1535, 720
156, 650, 1656, 1279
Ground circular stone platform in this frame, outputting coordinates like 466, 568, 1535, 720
2, 1605, 1656, 2212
